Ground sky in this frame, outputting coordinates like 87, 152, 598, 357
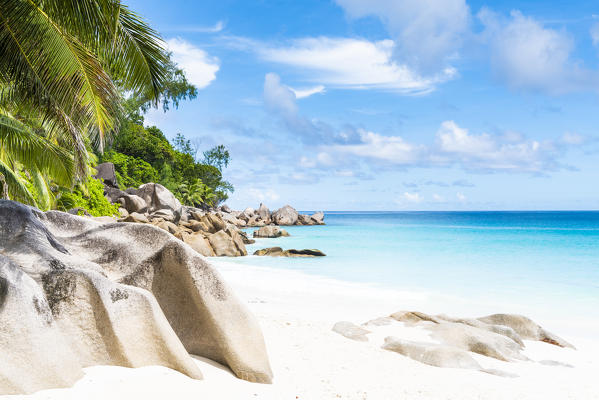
127, 0, 599, 211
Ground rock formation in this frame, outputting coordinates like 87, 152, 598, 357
253, 247, 326, 257
0, 200, 272, 395
253, 226, 290, 238
333, 310, 574, 376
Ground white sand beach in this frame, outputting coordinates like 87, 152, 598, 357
5, 259, 599, 400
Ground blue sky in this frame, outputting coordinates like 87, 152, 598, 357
128, 0, 599, 210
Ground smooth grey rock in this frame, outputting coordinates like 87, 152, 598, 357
0, 200, 273, 394
272, 205, 298, 226
151, 208, 175, 222
121, 194, 147, 214
220, 205, 232, 213
332, 321, 371, 342
93, 162, 118, 188
124, 212, 149, 223
478, 314, 575, 349
383, 337, 483, 370
135, 183, 182, 222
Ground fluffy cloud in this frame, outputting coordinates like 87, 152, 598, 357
478, 10, 599, 94
321, 120, 563, 173
259, 38, 455, 94
434, 121, 553, 172
402, 192, 422, 203
334, 0, 470, 73
166, 38, 220, 89
330, 130, 425, 164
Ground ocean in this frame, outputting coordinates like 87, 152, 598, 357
223, 211, 599, 337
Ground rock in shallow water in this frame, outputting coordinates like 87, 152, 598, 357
253, 225, 290, 238
253, 247, 326, 257
0, 200, 272, 394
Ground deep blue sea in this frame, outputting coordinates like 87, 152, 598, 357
226, 211, 599, 327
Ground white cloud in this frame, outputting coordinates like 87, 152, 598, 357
334, 0, 470, 73
456, 192, 467, 202
434, 120, 551, 172
432, 194, 445, 202
290, 85, 326, 99
322, 120, 563, 173
330, 129, 424, 164
247, 188, 280, 203
402, 192, 422, 203
479, 9, 599, 94
591, 22, 599, 46
259, 37, 455, 94
166, 38, 220, 89
263, 73, 297, 116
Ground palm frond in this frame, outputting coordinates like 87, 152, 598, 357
0, 158, 36, 204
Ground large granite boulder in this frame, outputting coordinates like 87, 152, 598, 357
257, 203, 271, 224
93, 162, 118, 188
121, 193, 147, 214
181, 231, 216, 257
253, 225, 290, 238
311, 211, 325, 225
0, 200, 272, 394
135, 183, 183, 222
272, 205, 298, 225
207, 230, 246, 257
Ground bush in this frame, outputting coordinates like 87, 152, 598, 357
57, 177, 120, 216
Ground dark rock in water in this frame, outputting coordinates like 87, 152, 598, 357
253, 247, 326, 257
238, 230, 256, 244
253, 247, 284, 256
93, 162, 118, 188
0, 200, 272, 394
284, 249, 326, 257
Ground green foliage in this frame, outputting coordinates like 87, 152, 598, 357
56, 177, 119, 217
100, 150, 158, 189
203, 145, 230, 172
175, 179, 217, 207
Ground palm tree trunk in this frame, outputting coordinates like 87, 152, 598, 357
0, 173, 8, 199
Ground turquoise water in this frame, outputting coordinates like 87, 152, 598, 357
227, 212, 599, 322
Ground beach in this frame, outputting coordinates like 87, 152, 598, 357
6, 257, 598, 400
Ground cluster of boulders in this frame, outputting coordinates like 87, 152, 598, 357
218, 204, 324, 228
101, 183, 250, 257
333, 311, 575, 377
91, 163, 326, 257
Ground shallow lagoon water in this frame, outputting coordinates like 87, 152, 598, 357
224, 211, 599, 335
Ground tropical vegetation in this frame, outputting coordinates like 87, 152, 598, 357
0, 0, 233, 214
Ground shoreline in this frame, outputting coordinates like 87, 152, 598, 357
8, 257, 597, 399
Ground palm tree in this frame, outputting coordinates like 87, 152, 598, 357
0, 0, 169, 206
